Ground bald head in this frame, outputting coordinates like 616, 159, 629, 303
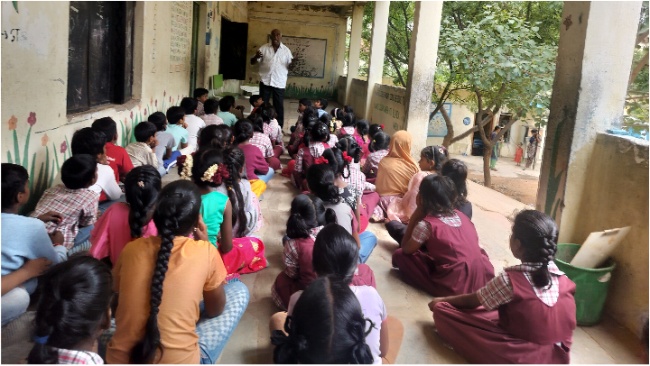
271, 29, 282, 48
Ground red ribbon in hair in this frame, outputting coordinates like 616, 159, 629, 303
342, 151, 353, 163
314, 156, 329, 165
212, 163, 231, 185
380, 124, 385, 130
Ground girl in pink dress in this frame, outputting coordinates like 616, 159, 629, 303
392, 175, 494, 296
429, 210, 576, 364
89, 165, 160, 266
363, 132, 390, 180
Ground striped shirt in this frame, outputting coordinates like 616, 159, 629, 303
57, 348, 104, 364
251, 132, 274, 158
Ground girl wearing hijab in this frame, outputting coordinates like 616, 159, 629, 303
373, 131, 420, 221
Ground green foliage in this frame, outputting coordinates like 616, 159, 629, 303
624, 1, 649, 132
438, 5, 558, 126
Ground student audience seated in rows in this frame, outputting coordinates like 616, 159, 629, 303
0, 89, 577, 365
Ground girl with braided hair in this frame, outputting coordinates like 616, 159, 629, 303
107, 180, 250, 364
385, 145, 448, 244
392, 175, 494, 296
271, 276, 375, 364
89, 165, 161, 267
193, 148, 267, 275
217, 146, 263, 237
28, 256, 112, 364
272, 224, 400, 364
429, 209, 576, 364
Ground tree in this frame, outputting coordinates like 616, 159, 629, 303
624, 1, 649, 135
434, 3, 560, 187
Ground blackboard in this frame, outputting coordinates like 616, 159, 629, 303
282, 36, 326, 78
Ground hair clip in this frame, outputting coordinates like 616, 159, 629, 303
33, 335, 49, 345
314, 156, 329, 165
380, 124, 385, 130
137, 181, 145, 188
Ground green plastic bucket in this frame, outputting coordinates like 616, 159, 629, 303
555, 243, 616, 326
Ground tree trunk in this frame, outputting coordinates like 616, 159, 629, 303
629, 49, 649, 86
483, 144, 492, 188
441, 106, 454, 147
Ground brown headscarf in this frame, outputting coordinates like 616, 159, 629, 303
375, 130, 420, 196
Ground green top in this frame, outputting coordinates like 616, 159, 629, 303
200, 191, 229, 247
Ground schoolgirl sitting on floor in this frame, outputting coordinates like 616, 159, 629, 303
106, 180, 250, 364
271, 194, 375, 310
430, 210, 577, 364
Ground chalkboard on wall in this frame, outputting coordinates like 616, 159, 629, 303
282, 36, 326, 79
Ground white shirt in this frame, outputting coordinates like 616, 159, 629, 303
183, 114, 206, 153
256, 42, 293, 89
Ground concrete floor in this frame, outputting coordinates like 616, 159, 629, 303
1, 98, 642, 364
201, 98, 644, 363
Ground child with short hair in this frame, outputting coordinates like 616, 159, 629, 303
233, 119, 273, 196
430, 210, 576, 364
313, 98, 328, 117
27, 256, 112, 364
250, 116, 281, 170
180, 97, 206, 154
31, 154, 99, 250
89, 165, 161, 267
125, 121, 159, 173
194, 87, 209, 116
442, 159, 472, 219
92, 117, 134, 183
218, 96, 238, 127
271, 276, 374, 364
392, 175, 495, 296
257, 103, 283, 153
515, 141, 524, 166
1, 163, 67, 326
249, 94, 263, 115
165, 106, 189, 152
68, 127, 123, 206
106, 180, 250, 364
190, 148, 267, 275
287, 105, 317, 158
148, 112, 181, 172
202, 98, 224, 126
363, 131, 390, 180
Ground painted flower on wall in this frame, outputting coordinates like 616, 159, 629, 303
41, 134, 49, 146
144, 108, 148, 116
155, 99, 158, 108
60, 140, 68, 154
130, 111, 133, 119
7, 115, 17, 131
27, 112, 36, 126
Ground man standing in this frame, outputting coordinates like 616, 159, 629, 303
251, 29, 293, 129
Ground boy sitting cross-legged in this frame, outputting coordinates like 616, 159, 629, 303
30, 154, 100, 251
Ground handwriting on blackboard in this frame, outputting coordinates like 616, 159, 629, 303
282, 36, 326, 79
170, 2, 192, 72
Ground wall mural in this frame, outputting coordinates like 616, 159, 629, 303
4, 90, 183, 214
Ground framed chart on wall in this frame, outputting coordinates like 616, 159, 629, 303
281, 36, 327, 78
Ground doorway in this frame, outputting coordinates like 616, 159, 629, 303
219, 17, 248, 80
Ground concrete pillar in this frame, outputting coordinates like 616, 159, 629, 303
345, 3, 365, 105
364, 1, 390, 119
404, 1, 443, 155
536, 1, 642, 240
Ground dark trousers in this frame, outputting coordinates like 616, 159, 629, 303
259, 82, 285, 128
